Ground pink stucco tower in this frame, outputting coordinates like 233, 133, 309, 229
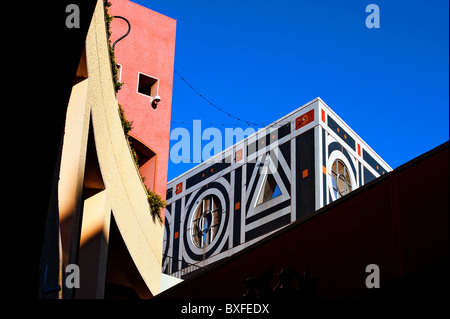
109, 0, 176, 216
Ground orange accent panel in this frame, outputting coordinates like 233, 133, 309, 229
235, 202, 240, 211
235, 149, 243, 162
302, 169, 309, 178
175, 182, 182, 194
323, 165, 327, 175
321, 109, 326, 122
174, 231, 179, 239
295, 109, 315, 130
357, 144, 361, 156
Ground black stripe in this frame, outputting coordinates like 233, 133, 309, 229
323, 173, 327, 206
246, 199, 290, 225
247, 140, 257, 157
186, 159, 231, 189
358, 162, 362, 187
246, 155, 266, 212
279, 140, 291, 168
245, 213, 291, 242
166, 187, 173, 201
327, 115, 355, 150
247, 123, 290, 158
364, 166, 376, 183
342, 147, 357, 178
328, 141, 342, 155
223, 172, 231, 184
277, 122, 291, 139
172, 199, 182, 272
246, 162, 256, 187
233, 167, 242, 247
296, 129, 316, 220
270, 150, 290, 196
162, 204, 172, 273
363, 149, 387, 176
322, 128, 327, 206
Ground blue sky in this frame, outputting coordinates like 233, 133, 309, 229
134, 0, 449, 181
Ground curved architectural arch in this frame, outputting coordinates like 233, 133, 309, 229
40, 0, 164, 299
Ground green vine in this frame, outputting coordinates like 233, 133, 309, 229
104, 0, 165, 223
104, 0, 123, 93
146, 188, 166, 224
118, 103, 133, 134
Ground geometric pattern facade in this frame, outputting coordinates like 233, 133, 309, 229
163, 98, 391, 277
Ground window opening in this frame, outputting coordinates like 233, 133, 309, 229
137, 73, 158, 97
191, 195, 221, 248
331, 159, 352, 198
256, 172, 282, 206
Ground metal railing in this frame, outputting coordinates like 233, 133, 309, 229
162, 254, 206, 280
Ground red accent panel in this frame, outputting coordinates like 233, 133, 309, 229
175, 182, 182, 195
296, 109, 315, 130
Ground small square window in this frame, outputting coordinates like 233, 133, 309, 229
137, 73, 158, 97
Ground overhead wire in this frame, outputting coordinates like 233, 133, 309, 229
174, 69, 267, 127
169, 69, 293, 166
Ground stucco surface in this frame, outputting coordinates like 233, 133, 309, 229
83, 0, 163, 295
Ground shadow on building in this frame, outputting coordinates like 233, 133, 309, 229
156, 142, 449, 309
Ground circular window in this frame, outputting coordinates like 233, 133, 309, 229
191, 195, 222, 248
331, 159, 352, 198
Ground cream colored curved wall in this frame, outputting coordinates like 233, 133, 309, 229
83, 0, 163, 295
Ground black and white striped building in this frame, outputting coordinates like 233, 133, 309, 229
163, 97, 391, 278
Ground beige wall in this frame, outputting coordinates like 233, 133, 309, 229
57, 0, 164, 298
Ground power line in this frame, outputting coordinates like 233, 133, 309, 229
174, 69, 267, 127
171, 119, 256, 127
171, 119, 291, 129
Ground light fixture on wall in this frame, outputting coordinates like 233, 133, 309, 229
152, 95, 161, 109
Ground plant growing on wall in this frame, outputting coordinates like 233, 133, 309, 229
118, 103, 133, 134
104, 0, 165, 223
131, 146, 139, 165
146, 188, 165, 223
104, 0, 123, 93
